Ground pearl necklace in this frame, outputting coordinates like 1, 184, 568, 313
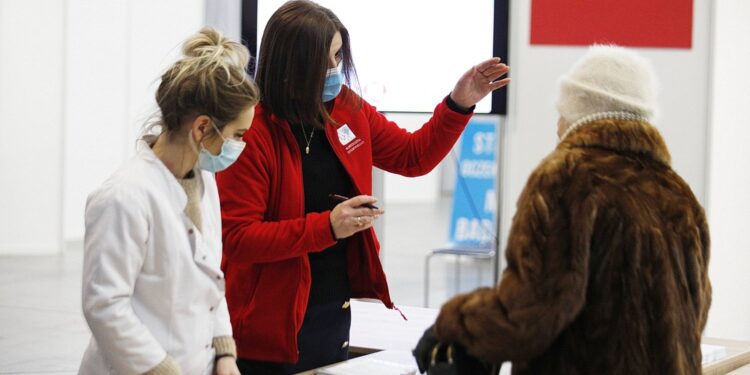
560, 111, 649, 142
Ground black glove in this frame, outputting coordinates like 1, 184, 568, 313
412, 325, 496, 375
413, 325, 440, 373
451, 344, 494, 375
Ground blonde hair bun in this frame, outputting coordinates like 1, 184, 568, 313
182, 26, 250, 75
153, 26, 259, 135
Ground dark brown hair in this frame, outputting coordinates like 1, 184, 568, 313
155, 27, 260, 137
256, 0, 358, 129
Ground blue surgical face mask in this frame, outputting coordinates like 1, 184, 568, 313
198, 123, 246, 172
322, 63, 344, 102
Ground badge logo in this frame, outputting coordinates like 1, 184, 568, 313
337, 124, 356, 145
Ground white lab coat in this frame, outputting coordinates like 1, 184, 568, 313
79, 140, 231, 375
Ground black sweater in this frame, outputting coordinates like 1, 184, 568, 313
287, 95, 472, 306
289, 122, 352, 306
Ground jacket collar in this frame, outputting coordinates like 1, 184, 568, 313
258, 85, 354, 129
136, 136, 189, 213
559, 118, 671, 166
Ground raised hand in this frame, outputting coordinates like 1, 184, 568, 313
450, 57, 510, 109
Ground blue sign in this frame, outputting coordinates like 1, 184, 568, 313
447, 120, 497, 246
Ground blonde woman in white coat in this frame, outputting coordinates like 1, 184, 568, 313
79, 27, 259, 375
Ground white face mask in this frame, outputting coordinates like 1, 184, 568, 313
196, 122, 246, 173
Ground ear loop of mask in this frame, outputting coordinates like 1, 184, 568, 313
187, 118, 222, 155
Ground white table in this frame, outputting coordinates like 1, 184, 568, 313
729, 363, 750, 374
345, 300, 513, 374
703, 338, 750, 375
313, 300, 750, 375
296, 350, 417, 375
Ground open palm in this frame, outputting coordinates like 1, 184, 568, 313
450, 57, 511, 109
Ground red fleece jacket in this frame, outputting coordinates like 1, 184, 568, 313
216, 87, 472, 362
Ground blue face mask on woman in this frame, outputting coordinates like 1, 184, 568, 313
322, 63, 344, 102
198, 123, 246, 172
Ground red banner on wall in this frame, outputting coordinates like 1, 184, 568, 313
530, 0, 693, 48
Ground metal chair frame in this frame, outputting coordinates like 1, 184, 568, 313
424, 244, 496, 307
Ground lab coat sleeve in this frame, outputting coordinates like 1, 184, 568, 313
211, 296, 236, 358
81, 187, 168, 374
212, 296, 233, 338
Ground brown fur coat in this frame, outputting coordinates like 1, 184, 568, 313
434, 119, 711, 374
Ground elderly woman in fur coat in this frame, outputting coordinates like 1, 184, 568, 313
414, 45, 711, 374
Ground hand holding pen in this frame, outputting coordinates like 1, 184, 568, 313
328, 194, 385, 239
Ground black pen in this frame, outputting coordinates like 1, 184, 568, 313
329, 193, 379, 210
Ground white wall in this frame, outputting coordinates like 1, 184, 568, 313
704, 0, 750, 341
64, 0, 130, 241
126, 0, 206, 149
0, 0, 65, 255
501, 1, 713, 246
63, 0, 205, 241
205, 0, 241, 42
381, 113, 442, 204
1, 1, 207, 250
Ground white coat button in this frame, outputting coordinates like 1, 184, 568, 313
188, 229, 194, 235
205, 344, 210, 349
216, 275, 222, 280
209, 306, 214, 312
341, 341, 349, 348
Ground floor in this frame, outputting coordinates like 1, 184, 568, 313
0, 244, 89, 374
0, 201, 498, 374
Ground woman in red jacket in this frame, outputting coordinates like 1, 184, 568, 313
216, 1, 510, 373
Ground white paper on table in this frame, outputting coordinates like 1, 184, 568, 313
316, 358, 417, 375
701, 344, 728, 364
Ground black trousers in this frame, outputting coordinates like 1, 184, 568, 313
237, 299, 351, 375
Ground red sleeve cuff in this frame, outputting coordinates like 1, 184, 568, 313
436, 97, 474, 131
309, 211, 338, 252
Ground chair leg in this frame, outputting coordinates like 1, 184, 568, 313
424, 253, 432, 307
477, 258, 483, 287
455, 254, 461, 295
